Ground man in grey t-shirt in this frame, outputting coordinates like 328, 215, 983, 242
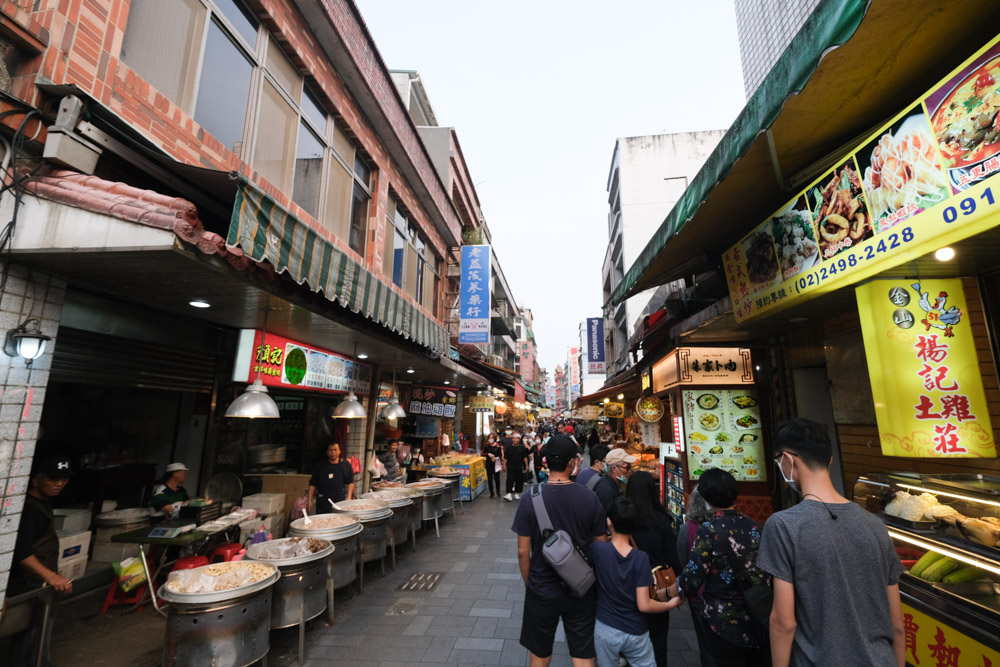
757, 419, 905, 667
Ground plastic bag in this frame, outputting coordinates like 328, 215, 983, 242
166, 568, 215, 594
113, 557, 147, 592
348, 455, 362, 474
368, 453, 388, 478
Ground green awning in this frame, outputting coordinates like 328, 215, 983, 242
226, 180, 450, 357
610, 0, 869, 306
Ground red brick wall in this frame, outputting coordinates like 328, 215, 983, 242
3, 0, 451, 324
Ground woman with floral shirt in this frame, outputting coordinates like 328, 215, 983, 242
675, 469, 770, 666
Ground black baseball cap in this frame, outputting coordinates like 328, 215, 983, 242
543, 435, 577, 463
33, 456, 74, 478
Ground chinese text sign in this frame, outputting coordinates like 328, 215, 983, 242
459, 245, 491, 343
587, 318, 605, 374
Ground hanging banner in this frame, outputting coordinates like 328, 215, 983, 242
459, 245, 491, 343
408, 385, 458, 418
857, 279, 995, 458
232, 329, 371, 395
725, 32, 1000, 323
587, 318, 606, 374
519, 341, 535, 382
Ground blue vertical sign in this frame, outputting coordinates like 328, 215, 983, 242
587, 317, 605, 374
459, 245, 491, 343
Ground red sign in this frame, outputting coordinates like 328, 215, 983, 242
514, 381, 526, 404
233, 329, 371, 396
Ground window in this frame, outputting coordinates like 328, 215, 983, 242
348, 181, 369, 255
253, 79, 297, 192
383, 195, 439, 310
294, 122, 324, 218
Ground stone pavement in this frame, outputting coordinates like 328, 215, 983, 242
269, 485, 704, 667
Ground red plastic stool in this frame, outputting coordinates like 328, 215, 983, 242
101, 553, 155, 616
210, 544, 243, 563
172, 555, 209, 571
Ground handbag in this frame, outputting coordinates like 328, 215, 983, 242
718, 523, 773, 644
650, 565, 676, 601
530, 484, 596, 597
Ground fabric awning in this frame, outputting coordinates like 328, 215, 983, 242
226, 181, 450, 357
574, 376, 639, 408
610, 0, 1000, 306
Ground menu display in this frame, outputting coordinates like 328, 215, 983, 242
683, 389, 766, 482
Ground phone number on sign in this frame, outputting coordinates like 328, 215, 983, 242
794, 227, 915, 293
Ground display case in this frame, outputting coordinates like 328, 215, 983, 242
661, 460, 685, 524
854, 472, 1000, 663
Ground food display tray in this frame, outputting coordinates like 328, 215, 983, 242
881, 513, 937, 531
924, 474, 1000, 495
932, 581, 1000, 616
244, 538, 333, 567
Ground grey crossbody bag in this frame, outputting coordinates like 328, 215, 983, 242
530, 484, 596, 597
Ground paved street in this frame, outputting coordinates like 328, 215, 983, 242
268, 488, 703, 667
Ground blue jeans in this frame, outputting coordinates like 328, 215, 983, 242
594, 619, 656, 667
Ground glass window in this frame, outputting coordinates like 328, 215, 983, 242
392, 230, 405, 287
252, 79, 297, 192
213, 0, 258, 47
266, 39, 301, 99
353, 154, 371, 187
348, 182, 369, 255
332, 123, 354, 164
194, 21, 253, 155
293, 122, 324, 218
404, 245, 418, 299
415, 256, 425, 304
121, 0, 205, 111
302, 89, 327, 133
324, 162, 353, 240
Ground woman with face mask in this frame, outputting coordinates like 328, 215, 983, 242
482, 432, 503, 499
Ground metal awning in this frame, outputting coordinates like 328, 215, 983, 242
611, 0, 1000, 305
226, 180, 450, 358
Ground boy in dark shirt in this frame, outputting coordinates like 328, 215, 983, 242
589, 497, 682, 667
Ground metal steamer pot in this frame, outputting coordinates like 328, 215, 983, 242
244, 539, 334, 630
160, 569, 279, 667
288, 522, 363, 592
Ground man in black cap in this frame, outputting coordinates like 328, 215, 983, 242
511, 435, 607, 666
10, 455, 74, 667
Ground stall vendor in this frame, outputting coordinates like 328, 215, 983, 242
308, 443, 355, 513
9, 456, 74, 667
150, 462, 191, 520
378, 440, 405, 482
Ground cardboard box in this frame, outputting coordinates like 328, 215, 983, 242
90, 541, 140, 564
53, 508, 91, 533
58, 553, 88, 580
241, 493, 285, 515
56, 530, 91, 563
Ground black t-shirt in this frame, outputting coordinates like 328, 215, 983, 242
11, 494, 58, 593
504, 443, 527, 469
309, 459, 355, 507
483, 442, 502, 463
511, 482, 607, 597
499, 436, 513, 450
593, 476, 622, 513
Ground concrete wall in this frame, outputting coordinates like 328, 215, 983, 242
0, 264, 64, 609
734, 0, 822, 99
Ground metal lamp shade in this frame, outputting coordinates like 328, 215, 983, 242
379, 396, 406, 421
332, 392, 367, 419
225, 378, 281, 418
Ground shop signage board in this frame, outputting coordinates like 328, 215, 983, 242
519, 341, 535, 382
857, 279, 995, 458
604, 402, 625, 418
653, 348, 754, 392
724, 32, 1000, 322
639, 421, 660, 448
641, 369, 652, 393
459, 245, 491, 343
586, 318, 605, 374
514, 382, 526, 404
901, 604, 1000, 666
408, 385, 458, 418
469, 395, 494, 413
578, 405, 601, 420
636, 396, 665, 423
232, 329, 371, 395
538, 408, 553, 418
682, 389, 765, 482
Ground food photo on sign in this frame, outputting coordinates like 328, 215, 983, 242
808, 157, 872, 259
769, 195, 821, 281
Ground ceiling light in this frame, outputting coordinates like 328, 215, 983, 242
616, 393, 624, 400
357, 353, 368, 359
226, 310, 280, 418
406, 368, 415, 374
603, 397, 610, 404
934, 247, 955, 261
378, 364, 407, 421
3, 318, 50, 366
789, 317, 808, 323
443, 380, 450, 385
188, 299, 211, 309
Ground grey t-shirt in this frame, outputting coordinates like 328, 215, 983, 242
757, 500, 903, 667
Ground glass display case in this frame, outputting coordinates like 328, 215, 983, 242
854, 472, 1000, 662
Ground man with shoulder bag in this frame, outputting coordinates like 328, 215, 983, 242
512, 435, 608, 667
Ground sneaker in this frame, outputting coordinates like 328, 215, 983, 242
503, 493, 513, 501
514, 493, 521, 499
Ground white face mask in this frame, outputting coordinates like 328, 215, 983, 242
775, 452, 799, 494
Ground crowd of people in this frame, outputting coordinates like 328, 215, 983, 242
507, 418, 905, 667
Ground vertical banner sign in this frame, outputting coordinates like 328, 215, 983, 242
587, 318, 605, 374
459, 245, 491, 343
857, 279, 995, 458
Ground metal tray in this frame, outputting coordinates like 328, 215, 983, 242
881, 513, 937, 531
932, 581, 1000, 616
159, 566, 279, 604
923, 474, 1000, 495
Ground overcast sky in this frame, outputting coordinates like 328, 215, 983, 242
355, 0, 747, 374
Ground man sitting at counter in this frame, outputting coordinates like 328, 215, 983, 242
308, 443, 355, 513
150, 462, 191, 520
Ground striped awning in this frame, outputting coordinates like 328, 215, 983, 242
226, 180, 450, 357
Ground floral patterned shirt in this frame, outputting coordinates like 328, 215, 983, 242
676, 509, 769, 647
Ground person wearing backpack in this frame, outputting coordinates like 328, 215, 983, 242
576, 444, 608, 489
511, 435, 608, 666
674, 469, 770, 667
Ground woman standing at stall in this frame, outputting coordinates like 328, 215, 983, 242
483, 432, 503, 499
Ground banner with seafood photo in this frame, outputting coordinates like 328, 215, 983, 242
724, 32, 1000, 322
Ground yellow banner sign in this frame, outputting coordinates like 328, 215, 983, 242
902, 604, 1000, 666
857, 279, 995, 458
725, 32, 1000, 322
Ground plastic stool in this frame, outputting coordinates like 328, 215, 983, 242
171, 555, 209, 571
210, 543, 243, 563
101, 574, 148, 615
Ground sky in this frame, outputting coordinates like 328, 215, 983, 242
355, 1, 747, 374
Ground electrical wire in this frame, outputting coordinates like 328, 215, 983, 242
0, 108, 43, 298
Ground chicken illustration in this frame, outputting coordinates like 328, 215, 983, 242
911, 282, 962, 337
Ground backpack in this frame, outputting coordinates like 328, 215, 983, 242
585, 474, 602, 490
529, 484, 596, 598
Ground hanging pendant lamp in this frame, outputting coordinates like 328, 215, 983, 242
226, 308, 281, 418
332, 343, 367, 419
379, 364, 407, 421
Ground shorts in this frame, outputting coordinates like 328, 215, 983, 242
520, 586, 597, 659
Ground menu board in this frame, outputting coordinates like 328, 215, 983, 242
682, 389, 766, 482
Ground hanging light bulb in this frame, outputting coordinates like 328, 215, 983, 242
226, 308, 280, 418
379, 363, 407, 421
333, 343, 367, 419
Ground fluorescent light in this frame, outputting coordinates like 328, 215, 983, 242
934, 247, 955, 261
443, 380, 450, 385
189, 300, 211, 308
406, 368, 415, 374
357, 353, 368, 359
887, 529, 1000, 576
895, 483, 1000, 508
